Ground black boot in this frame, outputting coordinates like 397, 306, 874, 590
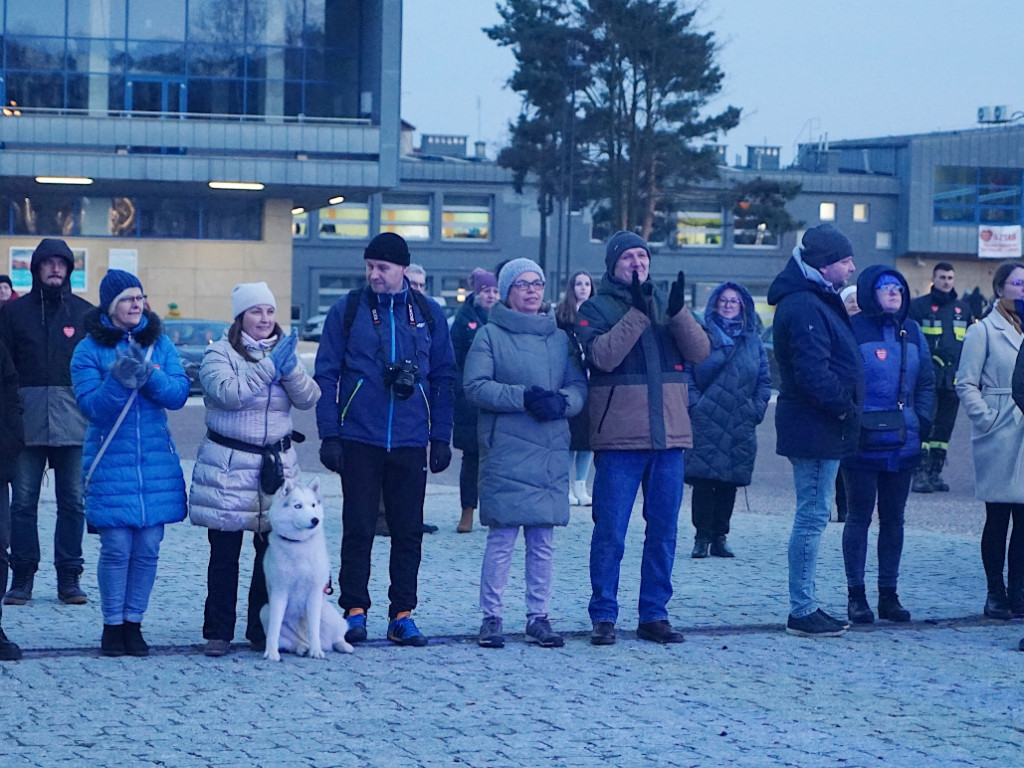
877, 586, 910, 622
122, 621, 149, 657
691, 536, 710, 559
984, 585, 1013, 620
0, 627, 22, 661
101, 624, 126, 657
847, 585, 874, 624
3, 572, 34, 605
1008, 574, 1024, 617
710, 535, 735, 558
911, 447, 933, 493
57, 568, 88, 605
929, 447, 950, 493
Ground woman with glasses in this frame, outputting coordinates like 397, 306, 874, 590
841, 267, 934, 624
555, 271, 596, 506
71, 270, 190, 656
684, 282, 771, 558
464, 258, 587, 648
958, 261, 1024, 620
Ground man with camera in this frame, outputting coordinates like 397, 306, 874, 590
314, 233, 455, 647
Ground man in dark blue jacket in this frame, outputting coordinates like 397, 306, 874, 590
768, 224, 864, 638
314, 233, 455, 647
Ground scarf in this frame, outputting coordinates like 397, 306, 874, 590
996, 297, 1023, 335
241, 330, 280, 354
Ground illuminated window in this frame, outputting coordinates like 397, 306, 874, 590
380, 195, 430, 240
675, 211, 722, 247
853, 203, 869, 222
442, 195, 491, 240
318, 201, 369, 239
292, 210, 308, 238
819, 202, 836, 221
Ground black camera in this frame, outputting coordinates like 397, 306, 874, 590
382, 359, 419, 400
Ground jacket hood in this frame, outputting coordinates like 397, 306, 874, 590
768, 255, 836, 306
30, 238, 75, 296
856, 265, 909, 323
489, 301, 557, 336
83, 307, 163, 348
703, 281, 762, 335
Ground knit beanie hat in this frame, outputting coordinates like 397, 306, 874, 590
231, 281, 276, 319
800, 224, 854, 270
839, 285, 858, 303
604, 231, 650, 273
364, 232, 411, 267
498, 258, 545, 301
469, 268, 498, 294
99, 269, 144, 316
0, 275, 11, 289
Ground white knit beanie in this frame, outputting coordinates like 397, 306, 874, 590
231, 282, 276, 319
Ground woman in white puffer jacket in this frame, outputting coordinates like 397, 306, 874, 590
189, 282, 320, 657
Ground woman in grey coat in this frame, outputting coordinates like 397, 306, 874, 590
956, 261, 1024, 621
464, 258, 587, 649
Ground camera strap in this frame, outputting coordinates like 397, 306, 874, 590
369, 292, 421, 365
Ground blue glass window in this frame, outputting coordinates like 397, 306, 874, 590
127, 0, 185, 41
934, 166, 1023, 226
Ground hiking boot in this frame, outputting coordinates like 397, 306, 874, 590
847, 586, 875, 624
478, 616, 504, 648
877, 588, 910, 622
911, 449, 933, 493
344, 612, 368, 643
637, 620, 685, 644
786, 610, 847, 637
122, 621, 149, 657
691, 536, 711, 559
57, 569, 88, 605
928, 447, 950, 492
984, 590, 1013, 620
710, 535, 735, 558
387, 616, 428, 647
590, 621, 616, 646
204, 639, 231, 657
101, 624, 126, 657
3, 572, 33, 605
525, 616, 564, 648
0, 628, 22, 661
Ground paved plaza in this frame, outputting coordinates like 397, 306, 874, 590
2, 459, 1023, 767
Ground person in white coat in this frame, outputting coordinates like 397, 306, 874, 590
956, 261, 1024, 621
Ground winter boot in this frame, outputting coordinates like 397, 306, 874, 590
101, 624, 126, 657
1008, 574, 1024, 617
928, 447, 950, 492
0, 627, 22, 661
691, 535, 711, 559
122, 621, 149, 657
911, 447, 933, 493
2, 572, 34, 605
847, 585, 875, 624
710, 535, 735, 558
457, 507, 475, 534
573, 480, 592, 506
877, 586, 911, 622
57, 568, 88, 605
984, 585, 1013, 620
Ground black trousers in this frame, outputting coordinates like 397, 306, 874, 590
203, 528, 269, 644
459, 449, 479, 510
340, 441, 427, 619
690, 479, 738, 538
982, 503, 1024, 590
926, 389, 959, 447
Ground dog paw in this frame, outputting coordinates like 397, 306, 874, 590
296, 644, 309, 656
263, 649, 282, 662
310, 648, 326, 660
334, 641, 354, 654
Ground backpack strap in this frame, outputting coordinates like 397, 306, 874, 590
342, 287, 436, 336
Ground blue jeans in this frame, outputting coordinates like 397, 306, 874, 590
589, 449, 683, 625
788, 458, 840, 618
841, 466, 913, 588
9, 445, 85, 574
97, 525, 165, 625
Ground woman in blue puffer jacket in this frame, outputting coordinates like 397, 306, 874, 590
841, 265, 934, 625
71, 270, 190, 657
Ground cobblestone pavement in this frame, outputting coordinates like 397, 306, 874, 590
2, 463, 1022, 767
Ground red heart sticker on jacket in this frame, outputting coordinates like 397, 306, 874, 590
468, 322, 477, 330
674, 364, 683, 370
579, 319, 589, 326
875, 348, 887, 361
63, 326, 75, 338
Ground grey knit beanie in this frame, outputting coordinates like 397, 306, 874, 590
497, 258, 545, 301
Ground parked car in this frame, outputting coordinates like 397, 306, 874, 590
163, 318, 230, 395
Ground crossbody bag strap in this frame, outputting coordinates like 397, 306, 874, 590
896, 326, 908, 410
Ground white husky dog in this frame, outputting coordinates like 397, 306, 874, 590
261, 477, 353, 660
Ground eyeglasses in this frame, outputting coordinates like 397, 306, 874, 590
1008, 280, 1024, 287
716, 298, 741, 306
118, 294, 147, 304
876, 285, 903, 295
512, 279, 545, 291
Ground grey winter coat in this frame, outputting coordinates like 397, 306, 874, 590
956, 306, 1024, 503
463, 303, 588, 528
189, 335, 320, 532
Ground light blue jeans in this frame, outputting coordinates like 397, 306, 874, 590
479, 525, 554, 621
788, 458, 840, 618
97, 525, 165, 625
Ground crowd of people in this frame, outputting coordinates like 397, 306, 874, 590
0, 228, 1022, 660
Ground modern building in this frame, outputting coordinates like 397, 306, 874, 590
0, 0, 402, 322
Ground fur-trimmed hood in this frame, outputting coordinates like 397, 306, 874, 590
83, 307, 163, 348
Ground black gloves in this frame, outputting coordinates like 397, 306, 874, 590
667, 271, 687, 317
110, 340, 154, 390
629, 271, 648, 314
319, 437, 344, 474
523, 385, 567, 421
429, 440, 452, 474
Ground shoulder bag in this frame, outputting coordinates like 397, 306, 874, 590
858, 327, 908, 452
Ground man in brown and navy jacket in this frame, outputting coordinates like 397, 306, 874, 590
577, 231, 709, 646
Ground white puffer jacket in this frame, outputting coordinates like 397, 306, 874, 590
189, 337, 320, 531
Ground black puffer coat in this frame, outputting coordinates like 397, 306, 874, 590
0, 339, 24, 483
451, 294, 489, 452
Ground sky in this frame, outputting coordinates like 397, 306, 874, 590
401, 0, 1024, 167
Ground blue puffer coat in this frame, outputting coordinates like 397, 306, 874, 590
843, 265, 935, 472
684, 282, 771, 486
71, 309, 190, 529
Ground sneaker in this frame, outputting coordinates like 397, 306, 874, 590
387, 616, 428, 647
786, 610, 847, 637
344, 612, 368, 643
816, 608, 850, 630
525, 616, 564, 648
204, 639, 231, 657
0, 628, 22, 661
637, 620, 685, 644
590, 621, 616, 646
478, 616, 505, 648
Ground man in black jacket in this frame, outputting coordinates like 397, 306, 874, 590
0, 239, 94, 606
908, 262, 973, 493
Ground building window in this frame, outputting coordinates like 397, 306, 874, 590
442, 194, 491, 241
316, 273, 365, 314
819, 202, 836, 221
292, 210, 309, 238
318, 201, 370, 239
876, 231, 893, 250
380, 195, 431, 241
675, 211, 723, 247
934, 166, 1023, 225
853, 203, 869, 222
